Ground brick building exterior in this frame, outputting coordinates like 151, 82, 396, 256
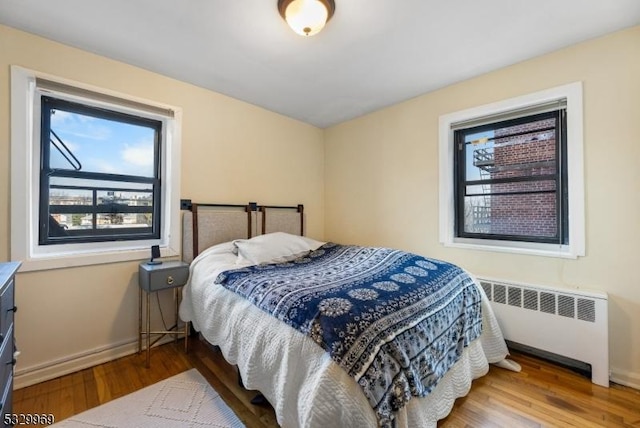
472, 118, 558, 238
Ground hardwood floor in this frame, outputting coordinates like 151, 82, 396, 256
14, 339, 640, 427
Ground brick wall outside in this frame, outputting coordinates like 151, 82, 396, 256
489, 118, 557, 237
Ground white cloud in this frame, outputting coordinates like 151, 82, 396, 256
120, 144, 153, 175
121, 145, 154, 167
92, 159, 119, 174
51, 110, 110, 140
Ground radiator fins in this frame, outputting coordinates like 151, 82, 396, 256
480, 280, 596, 323
577, 299, 596, 323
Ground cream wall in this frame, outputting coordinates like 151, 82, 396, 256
325, 26, 640, 387
0, 25, 325, 386
1, 22, 638, 390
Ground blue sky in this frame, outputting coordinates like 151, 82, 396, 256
50, 109, 156, 178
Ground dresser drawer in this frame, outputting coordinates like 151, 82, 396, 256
138, 262, 189, 292
0, 374, 12, 425
0, 280, 14, 347
0, 326, 13, 396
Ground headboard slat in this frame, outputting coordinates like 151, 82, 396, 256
192, 202, 199, 262
259, 204, 304, 236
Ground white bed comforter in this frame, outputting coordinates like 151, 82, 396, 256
179, 242, 511, 428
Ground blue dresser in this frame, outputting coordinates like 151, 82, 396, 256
0, 262, 19, 427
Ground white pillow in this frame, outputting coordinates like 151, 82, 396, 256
233, 232, 325, 265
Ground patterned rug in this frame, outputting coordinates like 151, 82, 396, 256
52, 369, 245, 427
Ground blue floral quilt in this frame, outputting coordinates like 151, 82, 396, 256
215, 243, 482, 427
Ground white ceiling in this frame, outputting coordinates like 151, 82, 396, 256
1, 0, 639, 128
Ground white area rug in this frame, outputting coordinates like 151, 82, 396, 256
52, 369, 245, 427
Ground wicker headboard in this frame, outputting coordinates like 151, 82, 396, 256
181, 201, 304, 263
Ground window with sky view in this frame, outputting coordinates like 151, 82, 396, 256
40, 96, 162, 245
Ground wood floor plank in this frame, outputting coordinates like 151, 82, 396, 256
68, 371, 87, 419
49, 373, 75, 422
12, 340, 640, 428
81, 368, 100, 410
91, 365, 112, 404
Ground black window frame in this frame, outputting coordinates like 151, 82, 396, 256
39, 96, 163, 245
454, 109, 568, 245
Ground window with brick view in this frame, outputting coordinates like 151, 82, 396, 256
455, 109, 567, 244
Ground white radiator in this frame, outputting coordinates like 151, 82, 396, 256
477, 276, 609, 387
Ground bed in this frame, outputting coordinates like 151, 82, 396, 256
178, 202, 516, 427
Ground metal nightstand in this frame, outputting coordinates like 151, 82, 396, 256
138, 260, 190, 367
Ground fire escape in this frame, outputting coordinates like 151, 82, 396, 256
471, 147, 494, 233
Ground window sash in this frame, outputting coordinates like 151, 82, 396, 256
454, 110, 568, 244
39, 95, 162, 245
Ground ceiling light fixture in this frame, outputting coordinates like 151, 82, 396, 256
278, 0, 335, 37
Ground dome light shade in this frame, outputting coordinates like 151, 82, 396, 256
278, 0, 335, 37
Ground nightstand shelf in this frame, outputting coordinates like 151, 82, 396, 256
138, 260, 189, 368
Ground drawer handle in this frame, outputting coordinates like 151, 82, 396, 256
166, 276, 174, 285
8, 306, 17, 313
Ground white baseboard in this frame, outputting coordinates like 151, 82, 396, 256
610, 367, 640, 390
14, 338, 639, 393
14, 336, 177, 390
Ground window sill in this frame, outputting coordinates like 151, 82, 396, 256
445, 237, 581, 259
17, 245, 180, 272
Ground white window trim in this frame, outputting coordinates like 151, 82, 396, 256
10, 66, 183, 271
438, 82, 585, 259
